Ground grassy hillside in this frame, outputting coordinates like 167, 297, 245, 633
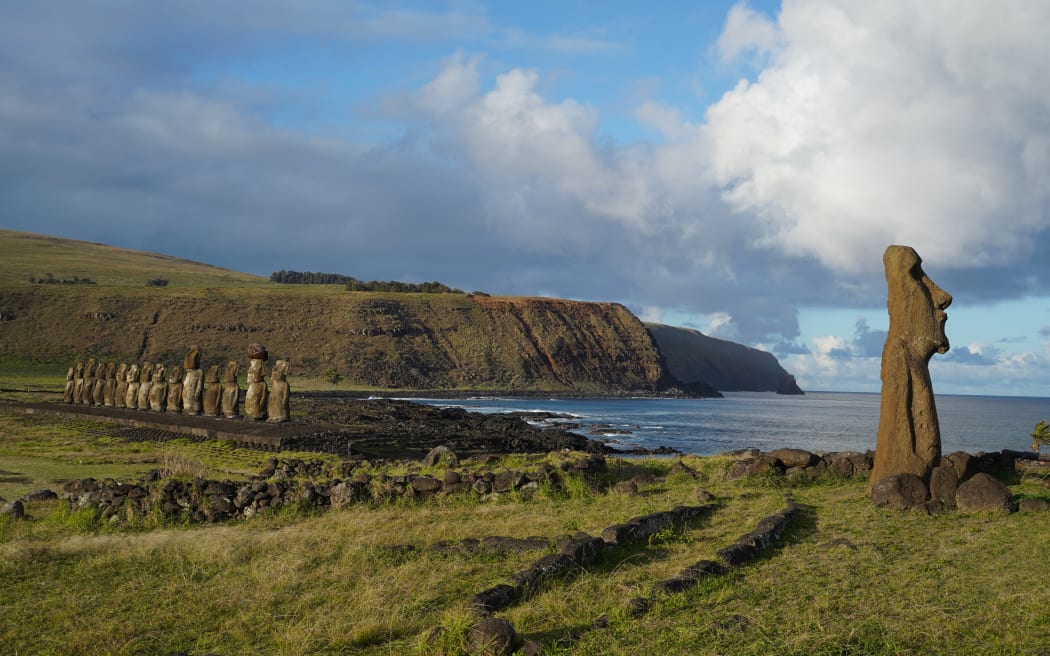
0, 231, 670, 394
1, 408, 1048, 655
0, 229, 268, 288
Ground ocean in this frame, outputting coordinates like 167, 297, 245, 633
413, 392, 1050, 456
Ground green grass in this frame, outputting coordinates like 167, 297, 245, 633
1, 407, 1048, 654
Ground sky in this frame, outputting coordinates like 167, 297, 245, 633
2, 1, 1050, 396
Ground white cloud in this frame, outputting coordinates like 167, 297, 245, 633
705, 0, 1050, 274
716, 2, 781, 64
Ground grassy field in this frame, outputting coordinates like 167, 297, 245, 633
1, 406, 1048, 655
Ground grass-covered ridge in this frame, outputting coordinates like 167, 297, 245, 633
1, 406, 1048, 655
0, 230, 674, 395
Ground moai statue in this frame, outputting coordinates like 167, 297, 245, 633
181, 345, 204, 415
149, 364, 167, 412
244, 343, 269, 421
72, 361, 85, 404
102, 363, 117, 406
91, 362, 107, 406
166, 365, 184, 413
267, 360, 290, 423
114, 363, 129, 408
221, 360, 240, 419
202, 364, 222, 417
125, 363, 141, 409
136, 361, 154, 410
63, 366, 75, 403
81, 358, 97, 405
869, 246, 953, 495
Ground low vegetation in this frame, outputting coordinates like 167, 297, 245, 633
1, 406, 1048, 655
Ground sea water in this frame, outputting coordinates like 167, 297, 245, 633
414, 392, 1050, 456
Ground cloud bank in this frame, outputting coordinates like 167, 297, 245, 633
1, 0, 1049, 366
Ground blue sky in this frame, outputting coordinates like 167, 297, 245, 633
1, 1, 1049, 395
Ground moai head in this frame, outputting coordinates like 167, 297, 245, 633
271, 360, 289, 381
184, 345, 202, 370
139, 361, 154, 383
152, 364, 166, 383
127, 363, 139, 383
85, 357, 97, 377
74, 361, 84, 377
168, 364, 183, 384
883, 245, 952, 360
205, 364, 221, 384
224, 360, 239, 384
248, 343, 268, 361
116, 363, 128, 381
106, 362, 117, 380
66, 367, 75, 381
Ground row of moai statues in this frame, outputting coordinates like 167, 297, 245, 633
62, 344, 290, 422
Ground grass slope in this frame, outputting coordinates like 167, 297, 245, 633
0, 229, 268, 288
1, 407, 1048, 655
0, 231, 667, 394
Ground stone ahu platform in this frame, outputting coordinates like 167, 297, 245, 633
0, 395, 608, 460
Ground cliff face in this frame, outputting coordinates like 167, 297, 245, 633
646, 323, 803, 394
0, 285, 676, 394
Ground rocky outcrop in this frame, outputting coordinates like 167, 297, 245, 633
646, 323, 803, 394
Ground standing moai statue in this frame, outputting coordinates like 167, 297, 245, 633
91, 362, 107, 406
136, 361, 154, 410
125, 363, 141, 409
114, 363, 129, 408
202, 364, 222, 417
72, 361, 85, 404
63, 366, 75, 403
244, 343, 269, 421
166, 365, 184, 413
81, 358, 97, 405
148, 364, 167, 412
869, 246, 953, 496
221, 360, 240, 419
102, 363, 117, 406
181, 345, 204, 415
267, 360, 290, 423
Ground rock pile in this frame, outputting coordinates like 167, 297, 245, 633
726, 448, 874, 480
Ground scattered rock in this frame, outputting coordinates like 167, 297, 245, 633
956, 473, 1012, 513
21, 489, 58, 502
467, 617, 517, 656
1, 500, 26, 519
768, 448, 817, 468
819, 538, 859, 551
1018, 498, 1050, 512
422, 445, 459, 468
869, 473, 928, 510
928, 463, 958, 508
612, 480, 638, 495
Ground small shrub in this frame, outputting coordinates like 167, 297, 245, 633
146, 278, 169, 287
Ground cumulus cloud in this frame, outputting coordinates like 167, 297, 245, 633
706, 0, 1050, 275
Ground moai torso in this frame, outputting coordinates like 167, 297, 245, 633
63, 367, 75, 403
72, 361, 85, 404
221, 360, 240, 418
166, 365, 184, 413
103, 363, 117, 406
267, 360, 290, 423
148, 364, 167, 412
202, 365, 222, 416
81, 358, 97, 405
181, 346, 203, 415
125, 364, 141, 409
136, 361, 154, 410
244, 358, 268, 421
114, 363, 128, 408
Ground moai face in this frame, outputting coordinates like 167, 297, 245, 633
883, 245, 952, 359
127, 364, 139, 383
152, 364, 166, 383
168, 365, 183, 384
139, 361, 154, 383
224, 360, 239, 383
205, 364, 221, 384
184, 345, 202, 370
271, 360, 288, 381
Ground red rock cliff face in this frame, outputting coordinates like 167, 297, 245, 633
0, 287, 670, 393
